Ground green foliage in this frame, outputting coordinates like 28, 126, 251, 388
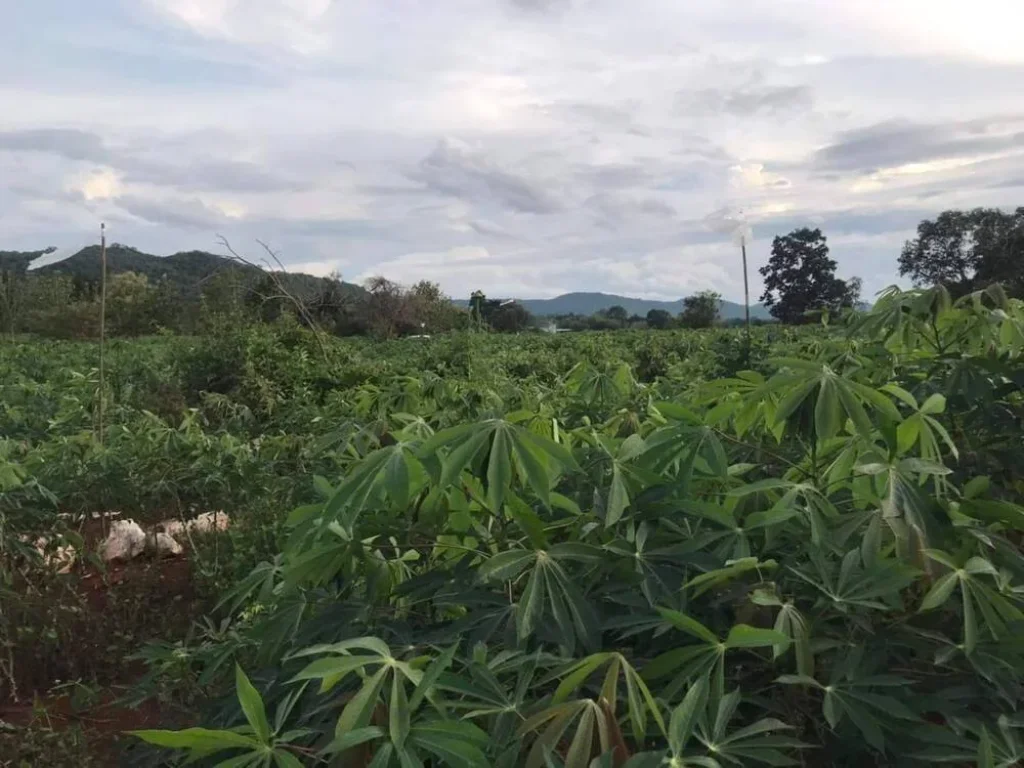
679, 291, 721, 329
899, 207, 1024, 298
645, 309, 674, 330
4, 284, 1024, 765
759, 228, 859, 324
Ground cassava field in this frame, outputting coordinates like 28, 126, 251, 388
3, 285, 1024, 767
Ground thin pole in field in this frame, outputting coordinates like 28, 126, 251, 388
98, 222, 107, 446
741, 233, 751, 365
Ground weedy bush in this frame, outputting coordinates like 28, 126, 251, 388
116, 286, 1024, 767
2, 288, 1023, 765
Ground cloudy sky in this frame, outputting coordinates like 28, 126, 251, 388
2, 0, 1023, 301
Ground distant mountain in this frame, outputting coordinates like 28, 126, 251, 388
468, 292, 772, 320
1, 247, 55, 274
18, 244, 364, 299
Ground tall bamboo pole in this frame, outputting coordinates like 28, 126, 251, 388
741, 233, 751, 364
98, 222, 107, 445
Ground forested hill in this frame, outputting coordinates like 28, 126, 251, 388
8, 245, 365, 299
498, 292, 771, 320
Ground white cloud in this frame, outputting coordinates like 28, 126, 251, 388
729, 163, 791, 189
145, 0, 333, 52
68, 168, 122, 200
3, 0, 1024, 301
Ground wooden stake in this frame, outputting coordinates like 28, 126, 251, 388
98, 222, 107, 445
741, 234, 751, 364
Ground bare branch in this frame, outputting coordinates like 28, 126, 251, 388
215, 235, 330, 360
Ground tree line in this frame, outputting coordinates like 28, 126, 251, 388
757, 206, 1023, 322
1, 205, 1020, 338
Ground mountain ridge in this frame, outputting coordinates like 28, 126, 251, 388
461, 291, 771, 320
8, 246, 770, 318
15, 244, 365, 299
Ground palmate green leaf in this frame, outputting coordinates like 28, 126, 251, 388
427, 419, 576, 510
290, 636, 392, 659
919, 571, 959, 611
439, 427, 493, 489
624, 663, 666, 743
369, 743, 395, 768
551, 653, 614, 704
545, 558, 600, 652
487, 424, 512, 512
547, 652, 665, 744
726, 478, 793, 497
390, 672, 411, 748
271, 750, 306, 768
408, 642, 458, 712
656, 608, 719, 644
643, 645, 719, 683
724, 624, 788, 649
478, 549, 536, 582
963, 582, 978, 654
410, 721, 492, 768
322, 446, 396, 529
517, 562, 545, 641
512, 434, 553, 506
685, 558, 778, 598
668, 675, 709, 755
336, 666, 389, 738
564, 705, 597, 768
978, 727, 995, 768
522, 701, 588, 768
842, 699, 885, 753
130, 727, 260, 752
773, 603, 813, 676
234, 665, 270, 744
606, 464, 629, 526
383, 445, 413, 511
772, 377, 818, 427
814, 376, 843, 441
505, 493, 550, 549
321, 726, 385, 755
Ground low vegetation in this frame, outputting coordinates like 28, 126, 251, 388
2, 277, 1023, 766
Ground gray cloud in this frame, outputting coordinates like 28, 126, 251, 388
813, 117, 1024, 173
989, 176, 1024, 189
116, 195, 228, 230
574, 162, 655, 189
535, 101, 648, 135
584, 192, 677, 229
0, 128, 109, 162
761, 207, 929, 239
0, 127, 305, 193
408, 139, 562, 214
507, 0, 570, 11
679, 83, 813, 117
468, 219, 524, 241
124, 158, 309, 193
6, 1, 1024, 304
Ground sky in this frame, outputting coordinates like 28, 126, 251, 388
2, 0, 1023, 302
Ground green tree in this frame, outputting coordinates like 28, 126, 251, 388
362, 276, 408, 339
678, 291, 721, 328
759, 228, 856, 324
899, 207, 1024, 297
485, 300, 532, 333
406, 280, 466, 333
602, 305, 629, 328
0, 248, 56, 336
645, 308, 674, 329
107, 272, 158, 336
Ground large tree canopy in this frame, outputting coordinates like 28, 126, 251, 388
759, 228, 858, 324
898, 207, 1024, 297
679, 290, 721, 328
